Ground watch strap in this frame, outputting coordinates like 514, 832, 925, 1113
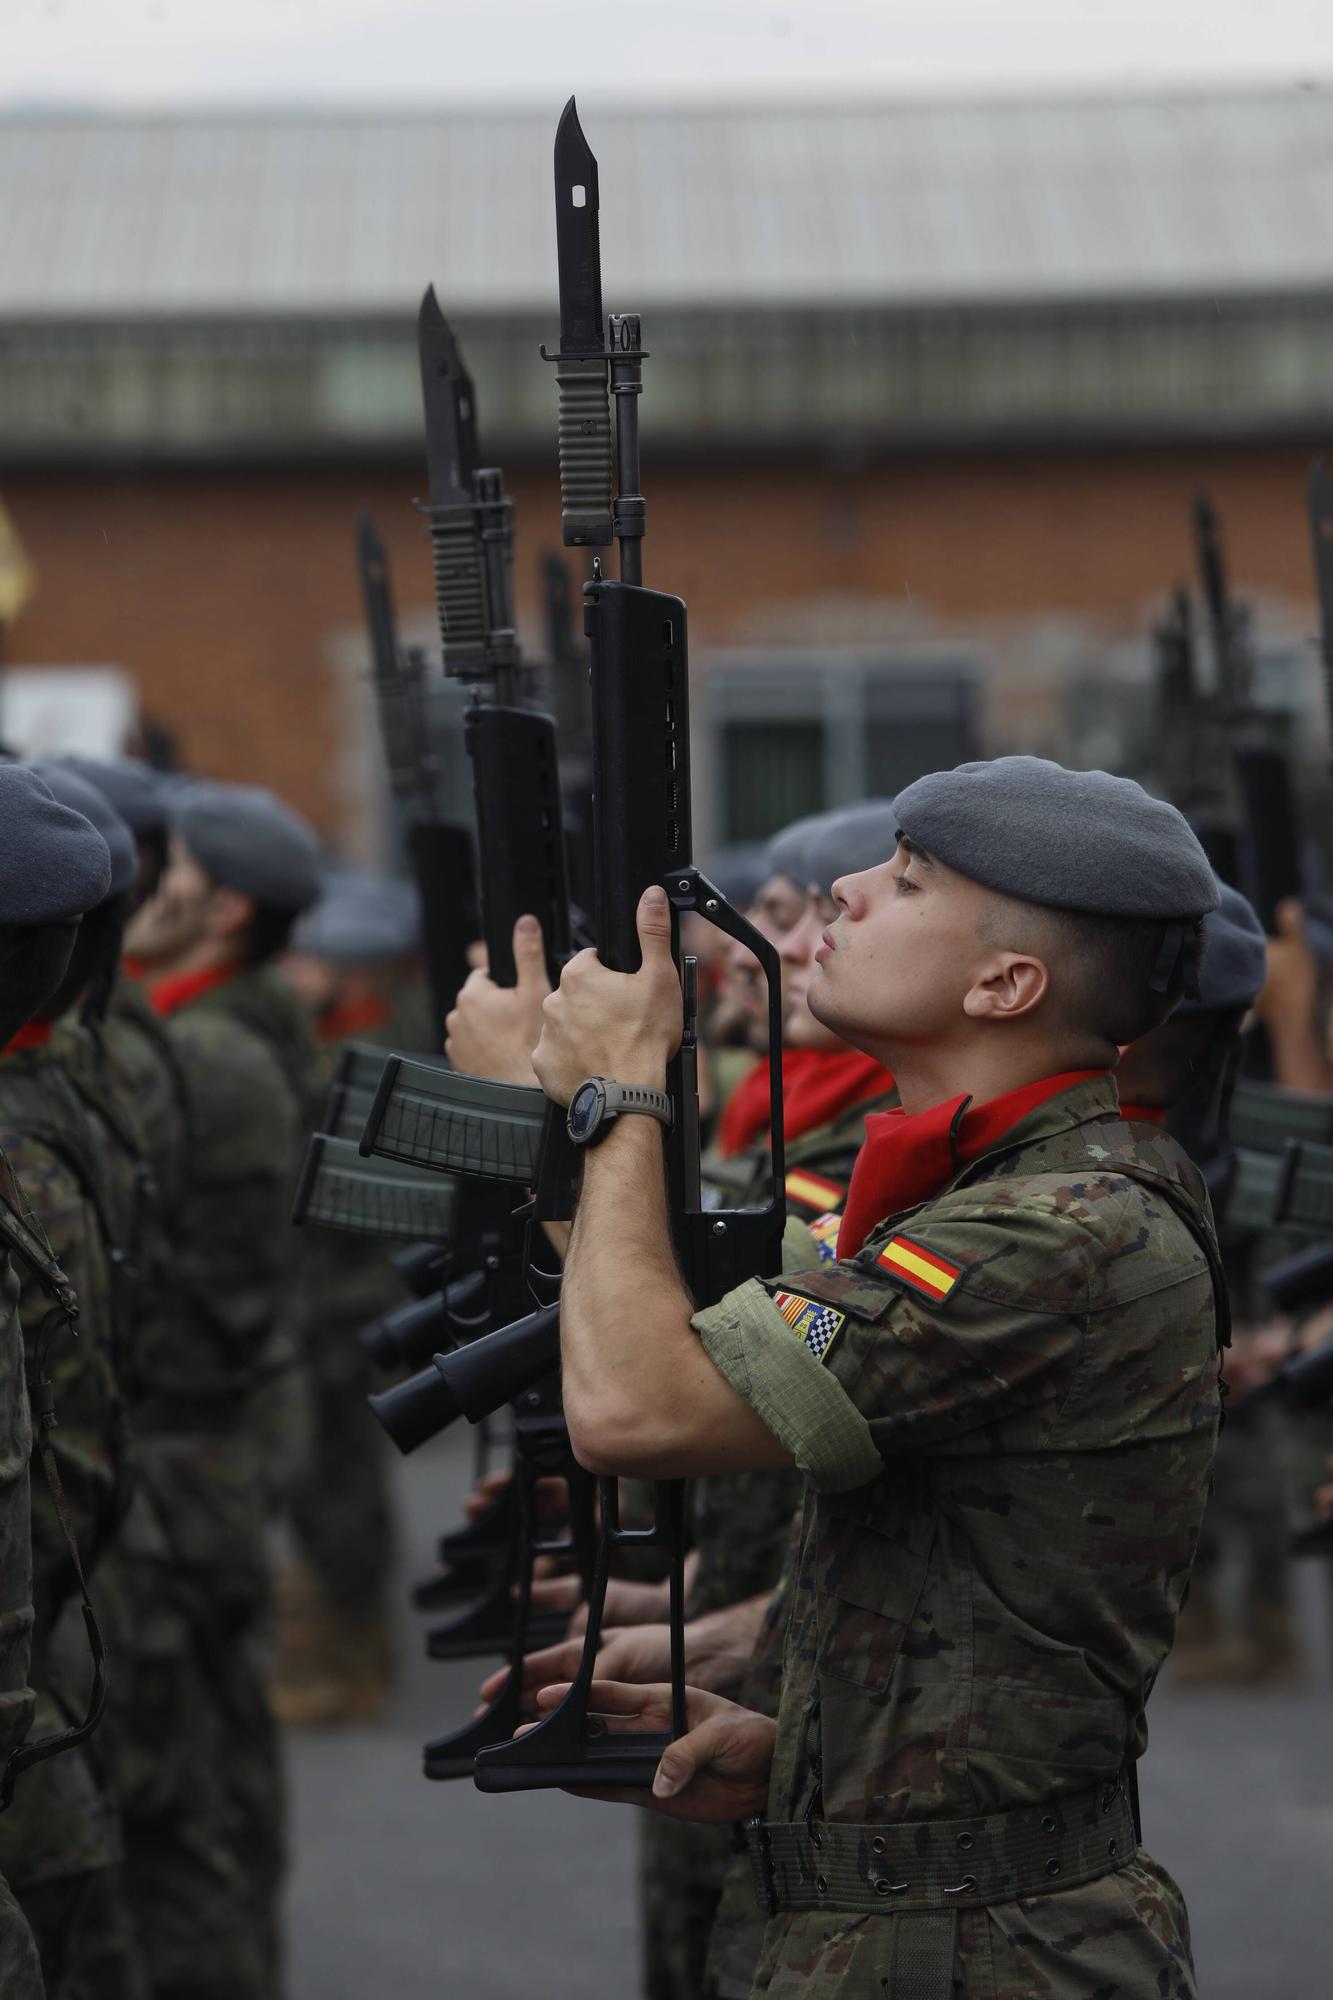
601, 1080, 673, 1130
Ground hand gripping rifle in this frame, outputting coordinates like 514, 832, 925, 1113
357, 511, 478, 1050
464, 98, 788, 1793
1192, 495, 1305, 931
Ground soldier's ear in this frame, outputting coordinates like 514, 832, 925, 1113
962, 951, 1049, 1024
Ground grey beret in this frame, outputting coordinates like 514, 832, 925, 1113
0, 764, 111, 922
27, 761, 135, 900
54, 754, 168, 840
893, 757, 1220, 920
174, 783, 322, 913
290, 869, 421, 965
1176, 882, 1267, 1015
766, 799, 899, 900
700, 843, 770, 911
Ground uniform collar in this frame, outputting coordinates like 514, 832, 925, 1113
837, 1070, 1116, 1258
148, 962, 240, 1019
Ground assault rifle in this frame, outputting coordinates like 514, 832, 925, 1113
1189, 496, 1304, 931
1308, 460, 1333, 776
358, 512, 477, 1049
367, 101, 789, 1789
364, 294, 590, 1767
474, 98, 785, 1791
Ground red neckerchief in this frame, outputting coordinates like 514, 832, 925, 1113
149, 963, 239, 1019
718, 1052, 794, 1157
1, 1021, 54, 1056
837, 1069, 1109, 1259
317, 996, 392, 1045
120, 955, 147, 982
782, 1047, 894, 1143
1119, 1102, 1166, 1125
717, 1048, 894, 1157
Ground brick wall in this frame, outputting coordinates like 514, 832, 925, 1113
2, 441, 1322, 843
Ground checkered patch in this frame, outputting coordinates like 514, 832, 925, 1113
772, 1289, 846, 1362
808, 1212, 841, 1263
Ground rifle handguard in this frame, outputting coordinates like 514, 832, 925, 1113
367, 1302, 561, 1454
555, 358, 613, 545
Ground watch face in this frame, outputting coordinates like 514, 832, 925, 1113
568, 1080, 604, 1143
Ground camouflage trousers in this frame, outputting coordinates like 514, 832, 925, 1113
640, 1817, 740, 2000
742, 1851, 1197, 1999
285, 1333, 395, 1627
0, 1871, 44, 1999
0, 1613, 149, 2000
110, 1559, 286, 2000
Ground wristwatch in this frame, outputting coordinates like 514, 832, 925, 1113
566, 1076, 673, 1148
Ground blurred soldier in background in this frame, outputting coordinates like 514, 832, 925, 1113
0, 767, 115, 1999
0, 766, 147, 2000
117, 781, 320, 2000
271, 867, 423, 1726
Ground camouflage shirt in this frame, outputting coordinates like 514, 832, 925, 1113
691, 1085, 899, 1619
693, 1076, 1220, 1997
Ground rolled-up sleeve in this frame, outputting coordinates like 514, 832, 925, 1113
691, 1279, 882, 1493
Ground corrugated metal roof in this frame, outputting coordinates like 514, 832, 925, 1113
2, 89, 1332, 320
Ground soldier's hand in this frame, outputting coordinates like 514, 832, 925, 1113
532, 887, 683, 1105
445, 915, 550, 1086
528, 1572, 671, 1631
477, 1623, 677, 1717
524, 1680, 777, 1822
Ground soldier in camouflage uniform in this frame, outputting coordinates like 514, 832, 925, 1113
0, 766, 116, 1997
0, 766, 149, 2000
527, 757, 1224, 1999
641, 805, 902, 2000
269, 868, 423, 1726
118, 781, 321, 2000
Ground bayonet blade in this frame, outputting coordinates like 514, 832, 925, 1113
1193, 493, 1228, 629
418, 286, 475, 508
554, 97, 604, 354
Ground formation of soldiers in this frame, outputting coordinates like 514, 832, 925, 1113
0, 757, 420, 1997
5, 98, 1333, 2000
0, 714, 1329, 2000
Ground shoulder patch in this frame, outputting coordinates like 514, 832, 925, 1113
771, 1288, 846, 1362
784, 1168, 846, 1216
807, 1211, 841, 1263
874, 1234, 964, 1304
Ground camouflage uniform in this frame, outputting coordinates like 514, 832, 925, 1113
642, 1086, 898, 2000
0, 1033, 146, 1999
0, 1185, 49, 1997
282, 993, 416, 1650
691, 1077, 1221, 1999
107, 973, 300, 2000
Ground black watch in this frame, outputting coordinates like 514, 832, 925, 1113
566, 1076, 673, 1148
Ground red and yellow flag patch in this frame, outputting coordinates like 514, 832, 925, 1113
874, 1234, 963, 1304
784, 1168, 846, 1216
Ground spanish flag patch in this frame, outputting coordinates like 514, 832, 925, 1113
807, 1212, 842, 1263
784, 1168, 847, 1216
874, 1235, 963, 1304
772, 1289, 846, 1361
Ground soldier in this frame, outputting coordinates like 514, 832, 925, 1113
0, 764, 148, 2000
269, 867, 423, 1726
0, 765, 114, 1997
456, 801, 901, 2000
117, 780, 320, 2000
528, 756, 1224, 1999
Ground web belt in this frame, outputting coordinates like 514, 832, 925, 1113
745, 1776, 1136, 1919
